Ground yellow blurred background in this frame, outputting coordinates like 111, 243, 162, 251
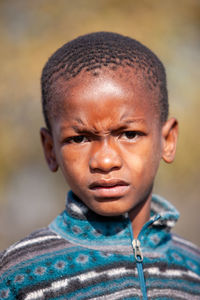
0, 0, 200, 250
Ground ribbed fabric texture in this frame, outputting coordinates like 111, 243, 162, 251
0, 191, 200, 299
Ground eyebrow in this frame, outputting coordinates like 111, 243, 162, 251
69, 118, 147, 133
58, 114, 147, 134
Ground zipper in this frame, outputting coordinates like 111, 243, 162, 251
128, 215, 160, 300
132, 239, 143, 262
129, 219, 147, 300
132, 238, 147, 300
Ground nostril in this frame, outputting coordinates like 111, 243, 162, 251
90, 164, 121, 174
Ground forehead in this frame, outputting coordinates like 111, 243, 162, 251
50, 67, 160, 124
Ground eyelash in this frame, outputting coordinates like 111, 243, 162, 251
64, 131, 143, 144
120, 131, 141, 140
65, 135, 89, 144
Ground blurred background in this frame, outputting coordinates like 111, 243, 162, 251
0, 0, 200, 250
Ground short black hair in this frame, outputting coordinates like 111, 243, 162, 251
41, 32, 168, 130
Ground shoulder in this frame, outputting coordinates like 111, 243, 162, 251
171, 233, 200, 256
0, 226, 71, 276
0, 225, 81, 299
169, 233, 200, 274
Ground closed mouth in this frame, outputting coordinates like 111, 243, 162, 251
88, 179, 130, 199
89, 179, 129, 189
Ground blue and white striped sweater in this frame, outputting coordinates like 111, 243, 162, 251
0, 191, 200, 299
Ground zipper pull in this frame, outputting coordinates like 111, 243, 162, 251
132, 239, 143, 262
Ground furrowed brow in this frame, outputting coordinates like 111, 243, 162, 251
119, 111, 146, 124
119, 119, 147, 128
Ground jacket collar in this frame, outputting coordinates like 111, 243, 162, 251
49, 191, 179, 251
65, 191, 179, 229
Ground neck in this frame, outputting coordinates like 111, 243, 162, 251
128, 194, 152, 239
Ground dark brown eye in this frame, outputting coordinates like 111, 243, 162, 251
65, 135, 88, 144
73, 136, 86, 143
124, 131, 138, 139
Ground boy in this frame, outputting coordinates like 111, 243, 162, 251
0, 32, 199, 299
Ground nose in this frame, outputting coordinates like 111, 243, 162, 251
89, 139, 122, 173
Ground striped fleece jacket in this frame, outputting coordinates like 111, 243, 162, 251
0, 191, 200, 299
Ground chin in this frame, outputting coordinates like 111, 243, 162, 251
91, 201, 130, 217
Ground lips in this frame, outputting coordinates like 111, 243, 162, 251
89, 179, 130, 198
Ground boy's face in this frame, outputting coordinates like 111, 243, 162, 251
41, 69, 178, 217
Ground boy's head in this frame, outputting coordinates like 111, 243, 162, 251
41, 32, 168, 131
40, 32, 178, 225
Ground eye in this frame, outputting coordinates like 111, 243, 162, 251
65, 135, 89, 144
121, 131, 140, 140
124, 131, 138, 139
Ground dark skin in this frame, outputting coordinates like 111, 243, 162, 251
40, 69, 178, 238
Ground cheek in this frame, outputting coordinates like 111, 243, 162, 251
127, 154, 144, 174
59, 148, 87, 183
125, 141, 161, 176
63, 149, 79, 165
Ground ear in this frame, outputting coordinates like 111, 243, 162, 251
161, 117, 178, 163
40, 128, 59, 172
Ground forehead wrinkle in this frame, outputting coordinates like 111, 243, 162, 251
74, 118, 85, 125
119, 112, 147, 124
58, 118, 85, 132
72, 119, 147, 135
122, 118, 147, 125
